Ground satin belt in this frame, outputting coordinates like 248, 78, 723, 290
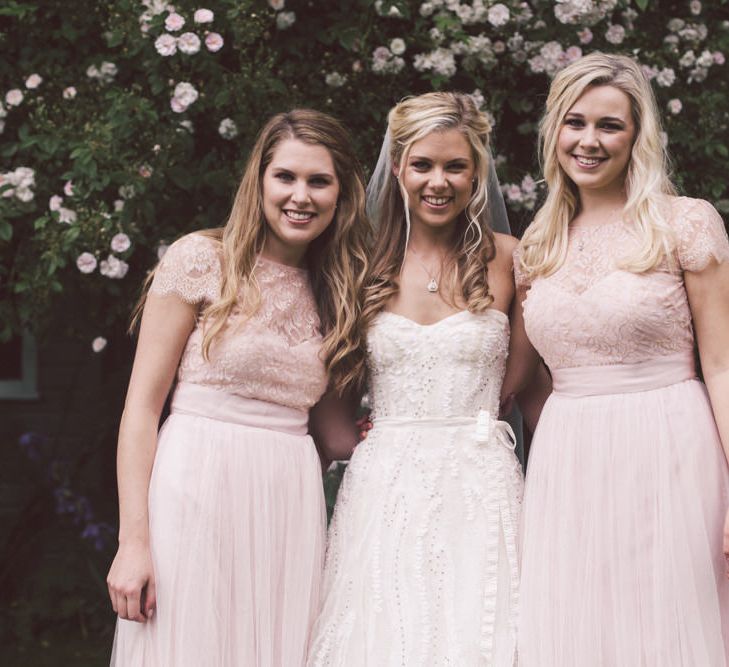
375, 410, 516, 450
170, 382, 308, 436
552, 352, 696, 398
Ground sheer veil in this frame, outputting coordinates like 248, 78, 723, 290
365, 125, 511, 237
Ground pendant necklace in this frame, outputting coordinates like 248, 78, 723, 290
409, 247, 442, 293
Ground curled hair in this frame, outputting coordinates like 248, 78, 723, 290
135, 110, 371, 395
519, 52, 677, 280
362, 92, 498, 327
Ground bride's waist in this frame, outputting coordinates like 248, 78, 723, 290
373, 414, 491, 428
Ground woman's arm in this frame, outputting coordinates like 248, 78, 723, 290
106, 293, 196, 622
685, 257, 729, 567
308, 390, 362, 468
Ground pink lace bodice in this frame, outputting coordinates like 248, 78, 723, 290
150, 233, 327, 410
515, 197, 729, 370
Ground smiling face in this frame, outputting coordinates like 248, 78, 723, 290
395, 128, 475, 233
261, 137, 340, 265
557, 84, 636, 199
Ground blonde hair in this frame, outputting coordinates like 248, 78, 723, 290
519, 52, 677, 280
135, 110, 371, 394
363, 92, 497, 325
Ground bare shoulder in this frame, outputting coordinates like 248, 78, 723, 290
491, 232, 518, 267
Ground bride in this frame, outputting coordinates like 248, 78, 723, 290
307, 92, 547, 666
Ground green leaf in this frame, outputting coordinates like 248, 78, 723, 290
0, 220, 12, 241
635, 0, 649, 9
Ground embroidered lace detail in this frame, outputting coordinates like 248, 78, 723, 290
309, 310, 523, 665
150, 233, 222, 304
518, 197, 729, 370
150, 233, 327, 410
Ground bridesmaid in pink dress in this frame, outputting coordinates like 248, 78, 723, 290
106, 110, 368, 666
516, 53, 729, 665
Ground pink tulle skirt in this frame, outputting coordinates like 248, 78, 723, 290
519, 354, 729, 666
111, 383, 326, 666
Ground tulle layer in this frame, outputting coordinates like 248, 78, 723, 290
111, 407, 326, 667
519, 378, 729, 666
308, 418, 523, 666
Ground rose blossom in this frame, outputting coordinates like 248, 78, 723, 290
577, 27, 593, 45
99, 254, 129, 279
49, 195, 63, 211
76, 252, 97, 274
276, 11, 296, 29
63, 86, 77, 99
667, 99, 682, 114
5, 89, 23, 106
111, 233, 131, 253
178, 32, 201, 55
91, 337, 107, 353
194, 8, 214, 23
155, 34, 178, 56
58, 207, 77, 224
64, 180, 74, 196
390, 38, 406, 55
218, 118, 238, 139
605, 24, 625, 45
165, 12, 185, 31
25, 74, 42, 89
205, 32, 224, 52
487, 3, 510, 27
714, 51, 725, 66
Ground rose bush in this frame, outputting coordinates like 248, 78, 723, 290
1, 0, 727, 347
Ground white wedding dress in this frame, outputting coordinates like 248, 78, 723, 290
307, 309, 523, 666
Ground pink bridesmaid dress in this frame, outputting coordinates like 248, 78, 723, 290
111, 233, 327, 666
517, 198, 729, 665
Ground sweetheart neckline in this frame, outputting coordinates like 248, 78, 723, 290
378, 308, 509, 328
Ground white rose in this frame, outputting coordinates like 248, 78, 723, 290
49, 195, 63, 211
58, 207, 77, 224
205, 32, 224, 52
487, 3, 510, 27
114, 199, 125, 212
165, 11, 185, 31
655, 67, 676, 87
91, 337, 107, 353
605, 24, 625, 45
667, 99, 682, 114
63, 86, 77, 99
155, 33, 178, 56
5, 89, 23, 107
276, 11, 296, 29
325, 72, 347, 87
15, 187, 34, 203
390, 38, 406, 55
218, 118, 238, 139
178, 32, 201, 54
25, 74, 43, 89
194, 8, 214, 23
111, 233, 132, 253
99, 254, 129, 279
690, 0, 702, 15
170, 97, 187, 113
86, 65, 100, 79
64, 180, 75, 196
76, 252, 98, 274
173, 81, 199, 107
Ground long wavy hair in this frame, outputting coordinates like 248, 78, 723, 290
519, 52, 677, 280
135, 110, 371, 395
362, 92, 498, 326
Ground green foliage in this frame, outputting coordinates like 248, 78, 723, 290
1, 0, 728, 344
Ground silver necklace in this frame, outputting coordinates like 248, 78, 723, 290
409, 247, 442, 293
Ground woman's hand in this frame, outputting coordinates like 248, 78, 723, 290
107, 541, 157, 622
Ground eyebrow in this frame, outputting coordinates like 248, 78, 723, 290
271, 166, 335, 178
409, 154, 471, 162
565, 112, 627, 124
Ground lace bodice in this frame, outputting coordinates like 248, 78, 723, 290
516, 197, 729, 370
150, 233, 327, 410
366, 309, 510, 420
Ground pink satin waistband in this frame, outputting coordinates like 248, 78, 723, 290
551, 353, 697, 397
170, 382, 308, 436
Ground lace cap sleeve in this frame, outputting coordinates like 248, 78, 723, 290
673, 198, 729, 272
150, 233, 222, 304
512, 245, 530, 288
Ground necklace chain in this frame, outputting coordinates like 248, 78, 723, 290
408, 247, 442, 294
